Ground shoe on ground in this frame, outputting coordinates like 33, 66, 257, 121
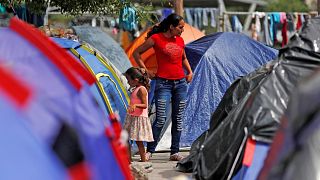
145, 152, 152, 161
169, 153, 184, 161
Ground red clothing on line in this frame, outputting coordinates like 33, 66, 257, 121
296, 14, 302, 30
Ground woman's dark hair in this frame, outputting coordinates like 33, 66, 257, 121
125, 67, 150, 91
146, 13, 183, 39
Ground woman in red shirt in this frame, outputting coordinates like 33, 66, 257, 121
133, 13, 193, 161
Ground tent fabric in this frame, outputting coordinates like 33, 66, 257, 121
0, 66, 67, 180
177, 17, 320, 180
0, 97, 68, 180
0, 18, 129, 180
0, 64, 32, 107
125, 23, 205, 73
72, 26, 132, 73
232, 140, 269, 180
259, 26, 320, 179
53, 37, 130, 124
181, 32, 278, 147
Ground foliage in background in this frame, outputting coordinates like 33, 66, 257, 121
0, 0, 160, 22
265, 0, 309, 12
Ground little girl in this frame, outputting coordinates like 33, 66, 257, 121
123, 67, 154, 162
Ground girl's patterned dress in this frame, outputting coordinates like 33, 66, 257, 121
124, 86, 154, 142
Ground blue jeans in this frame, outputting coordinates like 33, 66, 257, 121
147, 77, 188, 155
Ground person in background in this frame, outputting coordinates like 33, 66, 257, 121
123, 67, 154, 162
133, 13, 193, 161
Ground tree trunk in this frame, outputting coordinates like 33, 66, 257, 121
174, 0, 184, 17
318, 0, 320, 14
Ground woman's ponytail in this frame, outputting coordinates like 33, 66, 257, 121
138, 68, 150, 91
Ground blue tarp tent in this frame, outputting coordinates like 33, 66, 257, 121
181, 32, 278, 146
53, 37, 130, 124
73, 26, 132, 73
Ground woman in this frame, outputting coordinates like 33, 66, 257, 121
133, 13, 193, 161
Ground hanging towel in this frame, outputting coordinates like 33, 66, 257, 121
185, 8, 193, 26
194, 8, 202, 29
296, 14, 302, 30
202, 8, 208, 26
280, 12, 288, 47
286, 13, 295, 31
0, 3, 6, 13
160, 8, 173, 21
264, 14, 273, 46
209, 8, 217, 27
231, 15, 243, 33
119, 6, 138, 32
271, 13, 280, 45
253, 12, 265, 33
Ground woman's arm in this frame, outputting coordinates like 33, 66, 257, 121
182, 51, 193, 83
133, 38, 155, 77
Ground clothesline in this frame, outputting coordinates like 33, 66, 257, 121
223, 11, 313, 15
221, 11, 316, 32
221, 11, 316, 47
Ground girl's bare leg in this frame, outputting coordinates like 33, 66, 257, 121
127, 141, 132, 163
136, 141, 146, 162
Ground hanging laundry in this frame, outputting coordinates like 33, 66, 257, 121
119, 5, 138, 32
185, 8, 193, 26
209, 8, 218, 28
270, 13, 280, 45
202, 8, 208, 26
15, 4, 27, 21
231, 15, 243, 33
263, 15, 273, 46
286, 13, 295, 31
296, 14, 302, 30
0, 3, 6, 13
194, 8, 203, 29
160, 8, 173, 21
253, 12, 265, 33
184, 8, 218, 29
280, 12, 288, 47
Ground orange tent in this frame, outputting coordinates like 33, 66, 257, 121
126, 23, 205, 73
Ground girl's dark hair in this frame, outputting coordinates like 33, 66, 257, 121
125, 67, 150, 91
146, 13, 183, 39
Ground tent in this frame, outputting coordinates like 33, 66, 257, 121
258, 18, 320, 180
259, 59, 320, 179
0, 66, 68, 180
177, 17, 320, 180
0, 94, 69, 180
73, 26, 132, 73
232, 138, 270, 180
0, 18, 131, 180
53, 37, 130, 124
181, 32, 278, 147
125, 23, 205, 73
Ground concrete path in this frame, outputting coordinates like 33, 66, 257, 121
131, 151, 192, 180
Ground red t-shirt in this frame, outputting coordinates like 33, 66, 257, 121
151, 33, 185, 80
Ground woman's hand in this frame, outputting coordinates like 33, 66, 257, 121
146, 70, 156, 79
185, 72, 193, 83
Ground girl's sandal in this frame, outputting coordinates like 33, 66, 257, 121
145, 152, 152, 161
